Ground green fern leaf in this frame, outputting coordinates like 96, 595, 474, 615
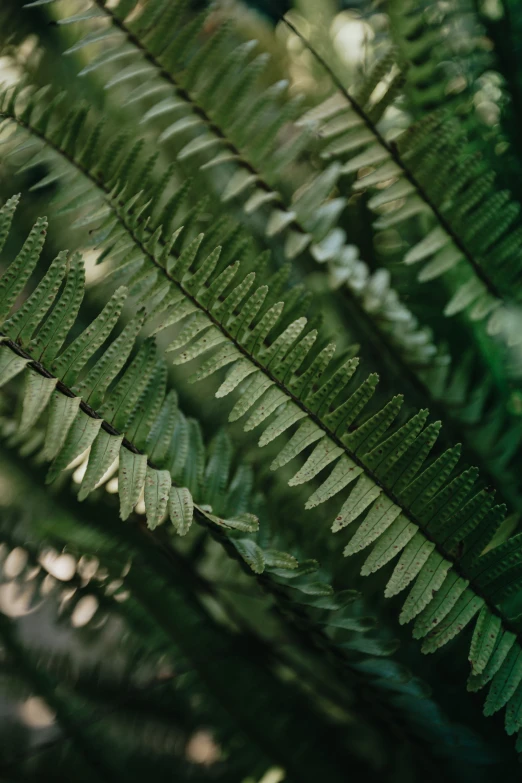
78, 430, 123, 502
413, 572, 469, 639
0, 216, 47, 321
232, 538, 265, 574
505, 681, 522, 736
361, 516, 417, 576
19, 371, 58, 435
42, 393, 81, 461
0, 193, 20, 254
468, 631, 517, 692
169, 486, 194, 535
144, 466, 171, 529
343, 496, 402, 557
421, 590, 484, 654
305, 456, 363, 509
100, 339, 157, 431
469, 606, 502, 676
72, 314, 145, 409
46, 411, 102, 484
384, 533, 436, 598
332, 475, 382, 533
344, 395, 403, 454
125, 361, 166, 451
288, 438, 343, 486
399, 552, 452, 624
484, 644, 522, 717
0, 347, 29, 386
216, 360, 257, 399
271, 420, 324, 471
118, 448, 148, 521
2, 252, 68, 346
51, 286, 128, 386
28, 253, 85, 363
146, 391, 178, 467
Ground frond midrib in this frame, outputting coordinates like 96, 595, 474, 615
91, 0, 297, 224
1, 108, 513, 644
97, 0, 508, 306
71, 2, 522, 523
5, 97, 518, 524
1, 270, 516, 651
283, 18, 505, 303
0, 347, 459, 759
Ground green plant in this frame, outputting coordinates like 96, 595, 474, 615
1, 0, 522, 780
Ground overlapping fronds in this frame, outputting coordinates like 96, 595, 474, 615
30, 0, 517, 354
0, 194, 261, 541
0, 80, 313, 331
0, 196, 434, 745
4, 461, 478, 781
0, 464, 490, 770
387, 0, 491, 117
11, 2, 521, 530
16, 0, 443, 378
291, 23, 522, 346
2, 0, 522, 764
3, 184, 522, 743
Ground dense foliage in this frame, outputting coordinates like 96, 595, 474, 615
1, 1, 522, 780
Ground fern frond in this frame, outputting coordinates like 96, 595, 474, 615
0, 193, 505, 760
17, 0, 444, 381
387, 0, 491, 118
0, 197, 261, 540
4, 182, 521, 739
263, 20, 522, 524
289, 19, 522, 344
12, 4, 520, 530
0, 447, 490, 771
6, 7, 522, 746
7, 444, 482, 779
